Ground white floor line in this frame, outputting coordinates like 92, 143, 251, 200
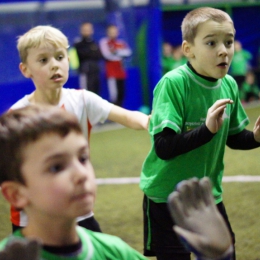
96, 175, 260, 185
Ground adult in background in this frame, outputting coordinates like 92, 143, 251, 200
74, 22, 103, 95
99, 24, 132, 107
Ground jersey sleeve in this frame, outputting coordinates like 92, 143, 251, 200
82, 90, 113, 126
10, 96, 30, 110
150, 74, 185, 136
80, 228, 148, 259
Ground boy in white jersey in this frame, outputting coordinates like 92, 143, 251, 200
140, 7, 260, 260
0, 105, 149, 259
10, 25, 149, 233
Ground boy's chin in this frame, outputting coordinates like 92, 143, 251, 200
76, 204, 94, 217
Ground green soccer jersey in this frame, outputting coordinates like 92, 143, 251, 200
140, 64, 249, 203
0, 226, 148, 260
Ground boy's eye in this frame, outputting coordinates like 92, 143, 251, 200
79, 154, 88, 165
49, 163, 64, 173
57, 55, 64, 61
226, 40, 234, 47
206, 41, 215, 46
39, 58, 47, 63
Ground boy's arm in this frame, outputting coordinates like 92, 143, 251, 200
154, 125, 214, 160
168, 177, 233, 260
226, 116, 260, 149
107, 105, 150, 130
154, 99, 233, 160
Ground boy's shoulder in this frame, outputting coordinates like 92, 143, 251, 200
78, 227, 146, 259
222, 73, 238, 87
159, 64, 189, 85
11, 95, 30, 110
78, 226, 130, 247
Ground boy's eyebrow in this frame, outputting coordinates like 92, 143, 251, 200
203, 33, 234, 39
43, 144, 89, 163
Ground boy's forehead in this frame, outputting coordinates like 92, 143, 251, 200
197, 20, 235, 38
23, 132, 88, 159
28, 43, 67, 55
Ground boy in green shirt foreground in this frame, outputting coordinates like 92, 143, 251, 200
0, 105, 148, 260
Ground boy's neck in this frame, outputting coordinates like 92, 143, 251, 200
22, 219, 79, 246
187, 62, 218, 82
29, 88, 62, 106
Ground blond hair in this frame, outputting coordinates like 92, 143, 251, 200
181, 7, 235, 43
17, 25, 69, 63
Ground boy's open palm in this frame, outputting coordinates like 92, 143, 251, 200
168, 177, 232, 259
0, 239, 41, 260
206, 99, 233, 133
253, 116, 260, 142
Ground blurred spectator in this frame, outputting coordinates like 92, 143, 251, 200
162, 42, 174, 75
240, 70, 260, 103
253, 45, 260, 87
229, 40, 252, 89
172, 45, 187, 70
74, 22, 103, 95
99, 24, 132, 107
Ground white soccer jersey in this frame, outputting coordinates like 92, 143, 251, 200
11, 88, 112, 141
10, 88, 113, 227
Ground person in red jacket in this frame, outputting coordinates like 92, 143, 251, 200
99, 25, 132, 107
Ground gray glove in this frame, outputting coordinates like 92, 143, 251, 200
168, 177, 232, 259
0, 238, 41, 260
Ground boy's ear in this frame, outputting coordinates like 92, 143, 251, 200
1, 181, 29, 209
19, 62, 32, 78
182, 40, 195, 59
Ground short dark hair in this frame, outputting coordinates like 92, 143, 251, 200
0, 105, 82, 184
181, 7, 234, 43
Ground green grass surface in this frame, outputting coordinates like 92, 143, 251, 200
0, 105, 259, 259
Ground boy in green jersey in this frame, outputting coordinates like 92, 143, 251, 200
140, 7, 260, 260
0, 105, 148, 260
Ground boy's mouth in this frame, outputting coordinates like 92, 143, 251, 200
217, 62, 228, 67
51, 74, 61, 80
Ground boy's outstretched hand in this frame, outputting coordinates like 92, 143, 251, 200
206, 99, 233, 134
168, 177, 233, 259
0, 239, 41, 260
253, 116, 260, 142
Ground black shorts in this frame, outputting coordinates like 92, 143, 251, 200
143, 195, 236, 260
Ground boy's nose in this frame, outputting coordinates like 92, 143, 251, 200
72, 161, 88, 184
50, 59, 59, 70
219, 44, 228, 56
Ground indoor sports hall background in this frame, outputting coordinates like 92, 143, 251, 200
0, 1, 260, 259
0, 0, 260, 114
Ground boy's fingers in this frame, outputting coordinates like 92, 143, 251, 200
213, 99, 233, 107
168, 191, 186, 225
199, 177, 215, 206
173, 225, 203, 249
208, 104, 226, 115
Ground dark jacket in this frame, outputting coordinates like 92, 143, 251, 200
74, 37, 103, 73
